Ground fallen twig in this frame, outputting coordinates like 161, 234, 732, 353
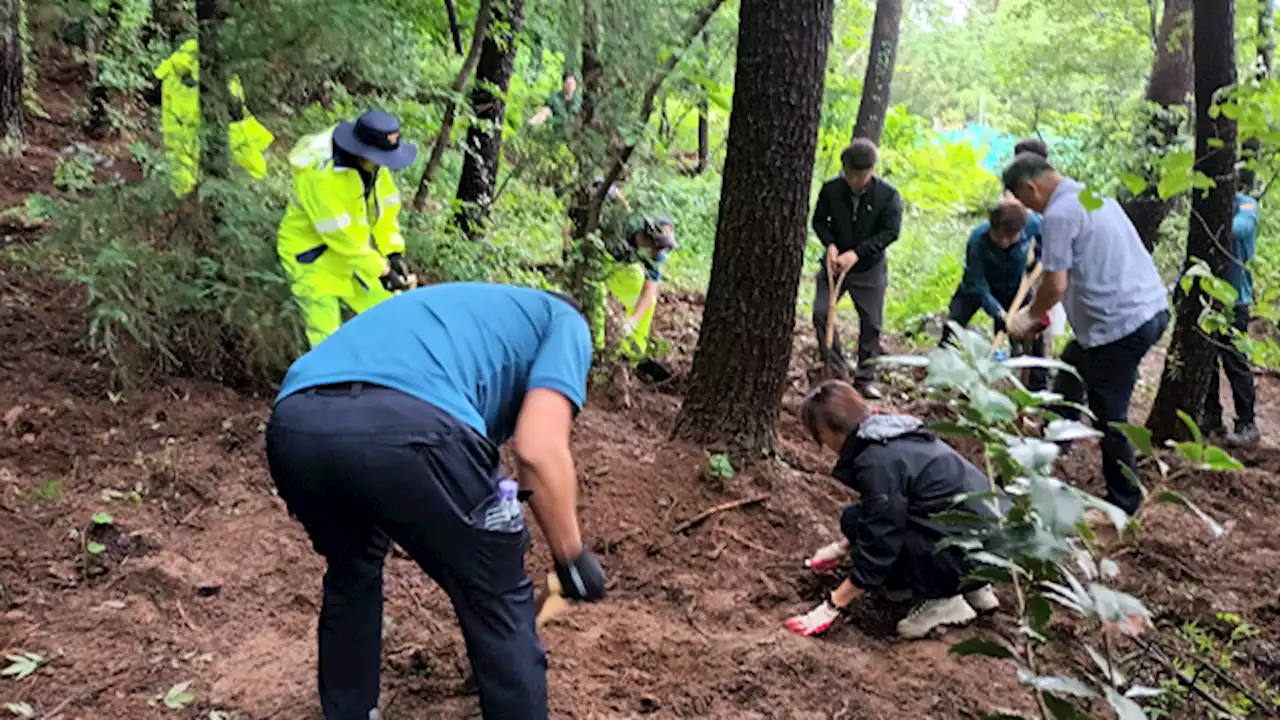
672, 495, 769, 534
716, 526, 780, 556
174, 598, 204, 635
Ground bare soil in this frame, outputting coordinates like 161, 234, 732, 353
1, 261, 1279, 719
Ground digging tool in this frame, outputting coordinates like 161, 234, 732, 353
462, 571, 567, 695
990, 261, 1042, 353
822, 260, 852, 378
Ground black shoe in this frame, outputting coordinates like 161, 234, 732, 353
855, 382, 883, 400
1201, 420, 1226, 440
1227, 422, 1260, 448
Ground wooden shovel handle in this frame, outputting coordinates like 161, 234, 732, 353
824, 263, 851, 351
991, 261, 1043, 352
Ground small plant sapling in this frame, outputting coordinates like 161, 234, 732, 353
1, 654, 45, 681
3, 702, 34, 718
707, 452, 735, 479
161, 681, 195, 710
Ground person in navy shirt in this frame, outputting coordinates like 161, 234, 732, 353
941, 199, 1048, 390
267, 282, 606, 720
1203, 193, 1260, 446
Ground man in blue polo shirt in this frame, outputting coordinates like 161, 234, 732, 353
1203, 193, 1260, 447
266, 282, 606, 720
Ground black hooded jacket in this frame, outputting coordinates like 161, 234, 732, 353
832, 413, 994, 591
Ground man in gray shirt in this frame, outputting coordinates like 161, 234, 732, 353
1003, 153, 1169, 515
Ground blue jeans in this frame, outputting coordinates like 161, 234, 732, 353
266, 384, 546, 720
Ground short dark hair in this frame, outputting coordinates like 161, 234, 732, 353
1002, 152, 1056, 194
545, 289, 587, 319
840, 138, 879, 171
562, 71, 576, 81
800, 380, 871, 443
1014, 138, 1049, 159
989, 199, 1028, 236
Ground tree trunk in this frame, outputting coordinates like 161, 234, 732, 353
413, 0, 494, 210
696, 30, 710, 174
1147, 0, 1238, 443
84, 0, 120, 139
851, 0, 900, 143
196, 0, 231, 185
1119, 0, 1194, 251
454, 0, 526, 239
672, 0, 834, 456
1239, 0, 1272, 193
443, 0, 464, 55
0, 0, 22, 144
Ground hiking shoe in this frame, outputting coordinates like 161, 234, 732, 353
1227, 422, 1260, 448
896, 595, 977, 639
963, 585, 1000, 613
855, 382, 883, 400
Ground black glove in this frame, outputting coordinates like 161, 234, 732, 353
992, 312, 1007, 334
554, 551, 607, 602
381, 253, 413, 292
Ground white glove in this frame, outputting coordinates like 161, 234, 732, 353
622, 317, 638, 337
804, 539, 850, 572
1006, 307, 1048, 340
784, 600, 842, 637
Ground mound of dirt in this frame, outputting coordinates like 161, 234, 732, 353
2, 266, 1279, 719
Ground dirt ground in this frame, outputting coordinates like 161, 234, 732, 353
1, 258, 1279, 719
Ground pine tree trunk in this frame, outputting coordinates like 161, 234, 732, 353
454, 0, 526, 239
197, 0, 230, 183
1147, 0, 1238, 443
673, 0, 834, 456
696, 30, 710, 174
851, 0, 900, 143
443, 0, 464, 55
1240, 0, 1272, 193
1120, 0, 1193, 251
0, 0, 22, 144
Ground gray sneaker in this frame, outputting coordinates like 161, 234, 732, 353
896, 595, 977, 639
1227, 422, 1260, 448
963, 585, 1000, 613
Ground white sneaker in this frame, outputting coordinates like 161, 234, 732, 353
964, 585, 1000, 613
896, 595, 977, 639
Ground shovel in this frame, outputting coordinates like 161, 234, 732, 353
822, 260, 852, 378
462, 571, 567, 695
990, 261, 1042, 354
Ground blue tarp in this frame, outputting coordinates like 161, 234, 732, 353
937, 123, 1076, 174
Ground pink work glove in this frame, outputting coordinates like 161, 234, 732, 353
803, 539, 850, 572
785, 600, 842, 637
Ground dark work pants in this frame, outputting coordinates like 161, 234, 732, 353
1205, 304, 1256, 429
1052, 310, 1169, 515
813, 259, 888, 383
940, 291, 1048, 391
839, 504, 968, 600
266, 384, 546, 720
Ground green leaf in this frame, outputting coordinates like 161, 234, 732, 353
970, 385, 1017, 423
1079, 494, 1131, 538
1028, 594, 1053, 631
1044, 420, 1102, 442
1088, 584, 1151, 625
928, 421, 980, 438
1, 654, 44, 681
91, 511, 113, 525
1219, 102, 1242, 120
1207, 137, 1226, 149
1176, 410, 1202, 444
1029, 476, 1085, 535
931, 510, 988, 526
1174, 441, 1204, 464
970, 565, 1014, 585
1103, 686, 1147, 720
163, 681, 195, 710
1017, 668, 1099, 698
1001, 356, 1080, 377
1123, 685, 1164, 699
1007, 438, 1060, 476
1086, 643, 1125, 686
1151, 491, 1226, 538
950, 637, 1016, 660
1079, 187, 1103, 211
1118, 172, 1147, 196
1043, 694, 1090, 719
3, 702, 34, 718
87, 541, 106, 554
1202, 446, 1244, 471
1110, 423, 1154, 457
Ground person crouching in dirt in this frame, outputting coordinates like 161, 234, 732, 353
940, 199, 1048, 391
266, 282, 607, 720
603, 214, 678, 381
784, 380, 1000, 640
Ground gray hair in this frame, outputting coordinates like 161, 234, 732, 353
1002, 152, 1056, 194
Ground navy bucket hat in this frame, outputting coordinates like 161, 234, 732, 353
333, 110, 418, 171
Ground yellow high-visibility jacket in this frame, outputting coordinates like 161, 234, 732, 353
276, 127, 406, 299
154, 40, 275, 196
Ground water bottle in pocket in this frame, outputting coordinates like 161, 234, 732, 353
479, 479, 525, 533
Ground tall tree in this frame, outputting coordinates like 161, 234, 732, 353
1239, 0, 1273, 193
1148, 0, 1239, 442
197, 0, 231, 184
696, 30, 710, 174
0, 0, 22, 144
443, 0, 464, 55
454, 0, 526, 239
851, 0, 900, 143
673, 0, 834, 455
1120, 0, 1194, 250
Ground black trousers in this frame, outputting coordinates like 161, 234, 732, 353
813, 259, 888, 384
1205, 304, 1256, 429
266, 384, 546, 720
1052, 310, 1169, 515
940, 290, 1048, 391
840, 504, 969, 600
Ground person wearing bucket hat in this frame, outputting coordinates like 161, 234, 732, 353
277, 110, 420, 348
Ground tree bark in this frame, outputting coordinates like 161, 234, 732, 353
412, 0, 494, 211
0, 0, 22, 144
84, 0, 121, 139
696, 30, 710, 174
1147, 0, 1238, 443
672, 0, 834, 456
1239, 0, 1273, 193
454, 0, 526, 239
443, 0, 464, 55
851, 0, 900, 143
1120, 0, 1193, 251
197, 0, 230, 183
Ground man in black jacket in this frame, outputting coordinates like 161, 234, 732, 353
785, 380, 999, 640
812, 139, 904, 399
